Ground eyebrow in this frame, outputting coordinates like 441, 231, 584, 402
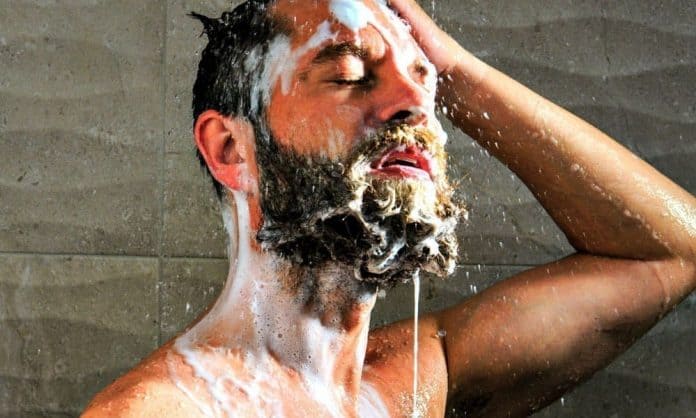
311, 42, 369, 65
297, 42, 370, 81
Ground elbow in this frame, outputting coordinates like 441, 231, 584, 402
644, 256, 696, 319
678, 255, 696, 295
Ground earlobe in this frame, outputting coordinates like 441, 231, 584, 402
194, 110, 258, 193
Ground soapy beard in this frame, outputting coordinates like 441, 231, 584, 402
254, 123, 462, 288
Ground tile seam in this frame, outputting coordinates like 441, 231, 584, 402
0, 251, 536, 268
156, 0, 169, 347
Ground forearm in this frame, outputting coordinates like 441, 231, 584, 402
440, 55, 696, 262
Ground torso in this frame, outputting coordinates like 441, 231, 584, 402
82, 317, 449, 418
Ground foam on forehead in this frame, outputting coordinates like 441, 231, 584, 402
329, 0, 411, 38
329, 0, 376, 32
248, 0, 439, 142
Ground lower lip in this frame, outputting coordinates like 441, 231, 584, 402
369, 166, 432, 180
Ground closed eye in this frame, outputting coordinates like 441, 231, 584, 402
332, 78, 369, 86
330, 74, 374, 88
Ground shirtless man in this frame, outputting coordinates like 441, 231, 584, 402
82, 0, 696, 417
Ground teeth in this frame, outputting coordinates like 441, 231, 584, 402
385, 156, 418, 168
398, 157, 417, 166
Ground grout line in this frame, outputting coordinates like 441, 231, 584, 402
0, 251, 163, 261
156, 0, 169, 347
0, 250, 536, 268
456, 262, 537, 269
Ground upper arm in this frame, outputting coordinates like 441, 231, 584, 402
364, 315, 450, 417
435, 253, 695, 416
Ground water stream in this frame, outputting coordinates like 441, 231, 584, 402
411, 274, 421, 418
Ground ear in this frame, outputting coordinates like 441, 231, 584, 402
194, 110, 259, 194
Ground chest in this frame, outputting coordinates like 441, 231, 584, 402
214, 379, 440, 418
168, 348, 446, 418
169, 368, 446, 418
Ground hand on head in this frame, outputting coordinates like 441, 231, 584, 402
387, 0, 464, 74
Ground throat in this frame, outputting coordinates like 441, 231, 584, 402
171, 191, 378, 410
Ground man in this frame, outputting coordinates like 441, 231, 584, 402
83, 0, 696, 416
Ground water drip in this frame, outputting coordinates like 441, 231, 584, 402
411, 273, 421, 418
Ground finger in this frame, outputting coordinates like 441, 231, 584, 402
390, 0, 461, 74
388, 0, 434, 38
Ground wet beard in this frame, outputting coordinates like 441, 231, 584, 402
255, 124, 462, 288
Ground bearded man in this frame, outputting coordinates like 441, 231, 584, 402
82, 0, 696, 417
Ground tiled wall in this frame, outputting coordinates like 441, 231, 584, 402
0, 1, 694, 416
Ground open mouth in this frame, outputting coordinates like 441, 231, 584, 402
370, 145, 434, 180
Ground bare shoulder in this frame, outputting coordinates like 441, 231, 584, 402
82, 380, 200, 418
81, 345, 201, 418
363, 315, 449, 417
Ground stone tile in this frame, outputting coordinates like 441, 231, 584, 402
600, 18, 696, 195
431, 0, 608, 79
0, 1, 165, 255
161, 152, 226, 258
603, 0, 696, 35
424, 0, 604, 28
602, 14, 695, 77
485, 56, 612, 109
159, 257, 228, 343
0, 254, 159, 416
603, 22, 695, 126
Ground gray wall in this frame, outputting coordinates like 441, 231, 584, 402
0, 0, 694, 416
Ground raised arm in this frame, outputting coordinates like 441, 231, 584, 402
390, 0, 696, 415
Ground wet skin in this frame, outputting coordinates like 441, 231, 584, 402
83, 0, 696, 417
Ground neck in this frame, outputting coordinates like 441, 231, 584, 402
175, 191, 378, 404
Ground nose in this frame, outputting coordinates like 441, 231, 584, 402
369, 71, 429, 128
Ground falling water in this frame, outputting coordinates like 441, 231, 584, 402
411, 274, 421, 418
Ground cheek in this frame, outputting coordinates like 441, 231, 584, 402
270, 96, 367, 158
334, 104, 366, 139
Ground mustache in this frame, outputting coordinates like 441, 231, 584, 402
253, 123, 447, 222
348, 124, 446, 168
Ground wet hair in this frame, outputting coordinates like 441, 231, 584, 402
190, 0, 286, 196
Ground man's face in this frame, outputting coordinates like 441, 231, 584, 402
251, 0, 461, 287
267, 0, 441, 158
